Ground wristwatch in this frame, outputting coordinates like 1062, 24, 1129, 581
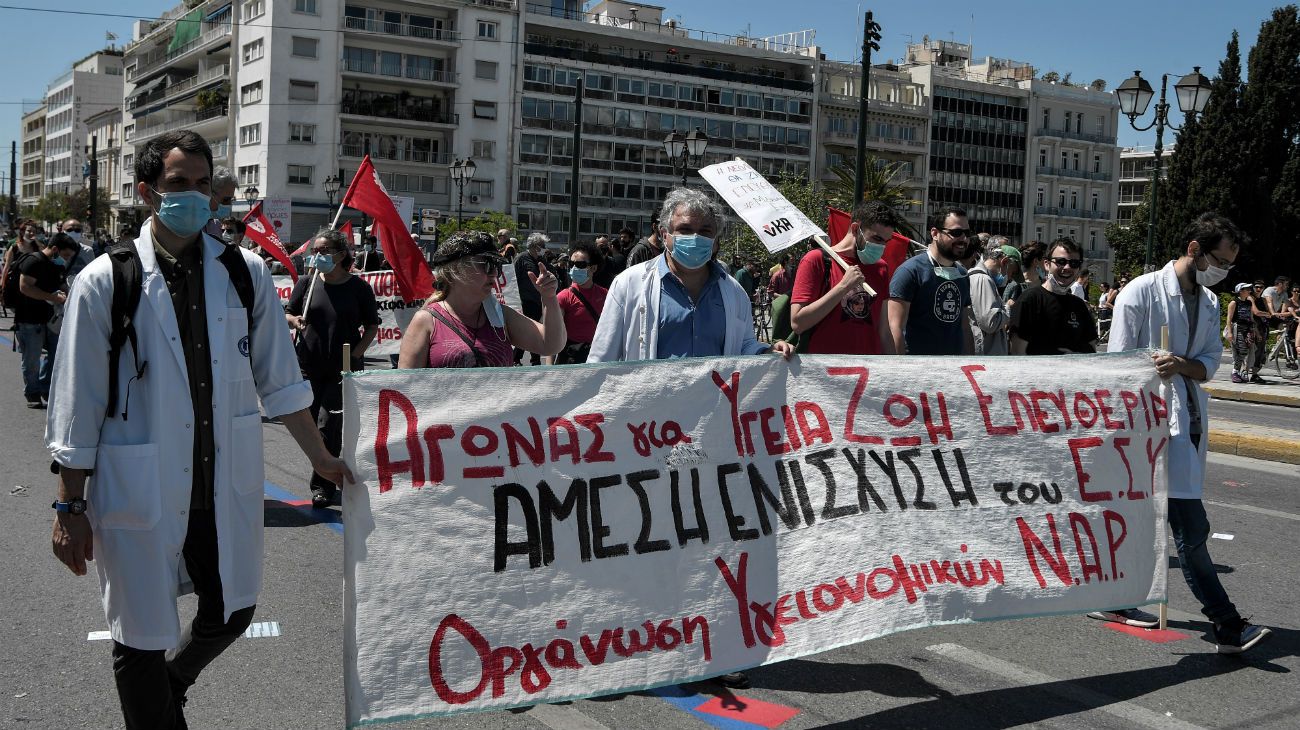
52, 498, 87, 515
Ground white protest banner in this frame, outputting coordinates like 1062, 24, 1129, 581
699, 158, 825, 254
390, 194, 415, 234
263, 197, 293, 239
342, 352, 1170, 725
273, 265, 521, 357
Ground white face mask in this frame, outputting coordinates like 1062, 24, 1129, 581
1195, 255, 1229, 287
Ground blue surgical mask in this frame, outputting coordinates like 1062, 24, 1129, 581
1036, 265, 1047, 280
569, 266, 589, 285
668, 233, 714, 270
855, 233, 886, 264
51, 255, 66, 267
308, 253, 337, 274
150, 188, 212, 238
214, 203, 233, 220
994, 273, 1007, 287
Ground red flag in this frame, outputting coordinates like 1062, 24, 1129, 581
340, 156, 432, 300
828, 206, 914, 274
292, 221, 352, 256
242, 202, 299, 281
828, 206, 851, 242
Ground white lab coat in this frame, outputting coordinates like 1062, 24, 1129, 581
45, 223, 312, 650
1107, 261, 1220, 499
587, 256, 763, 362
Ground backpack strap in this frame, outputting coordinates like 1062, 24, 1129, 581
106, 242, 146, 420
426, 302, 488, 368
569, 285, 600, 322
216, 242, 257, 370
792, 249, 835, 352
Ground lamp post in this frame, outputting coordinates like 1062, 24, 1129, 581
243, 184, 259, 208
1115, 67, 1211, 271
322, 174, 341, 210
449, 157, 476, 227
664, 127, 709, 186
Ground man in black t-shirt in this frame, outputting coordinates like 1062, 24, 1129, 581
1010, 237, 1097, 355
14, 233, 79, 407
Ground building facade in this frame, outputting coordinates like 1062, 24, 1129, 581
814, 59, 929, 234
1116, 145, 1170, 226
517, 0, 816, 242
43, 51, 123, 203
1022, 79, 1120, 282
20, 105, 46, 208
84, 105, 125, 235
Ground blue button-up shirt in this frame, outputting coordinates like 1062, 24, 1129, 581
655, 256, 768, 358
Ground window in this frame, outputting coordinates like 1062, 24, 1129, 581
1091, 191, 1100, 212
288, 80, 318, 101
241, 0, 264, 21
472, 140, 495, 159
242, 38, 264, 64
291, 36, 318, 58
477, 20, 498, 39
239, 123, 261, 145
1075, 113, 1083, 134
1089, 231, 1097, 251
475, 60, 498, 80
240, 81, 263, 105
1058, 189, 1066, 207
1064, 111, 1072, 132
237, 165, 259, 186
293, 0, 317, 13
1039, 147, 1047, 168
1093, 154, 1102, 173
1070, 190, 1078, 209
473, 100, 497, 119
1036, 186, 1045, 206
1096, 115, 1105, 135
1072, 152, 1080, 171
1041, 107, 1050, 129
470, 180, 494, 198
287, 164, 313, 185
1060, 150, 1068, 169
288, 123, 315, 143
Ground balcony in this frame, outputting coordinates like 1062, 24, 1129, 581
128, 106, 228, 144
341, 57, 459, 86
1034, 127, 1117, 146
127, 23, 233, 82
343, 15, 460, 43
1036, 165, 1114, 182
522, 41, 814, 94
128, 64, 229, 112
340, 96, 457, 126
1034, 205, 1111, 221
339, 143, 451, 165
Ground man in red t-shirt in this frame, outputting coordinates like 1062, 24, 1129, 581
554, 240, 607, 363
790, 201, 898, 354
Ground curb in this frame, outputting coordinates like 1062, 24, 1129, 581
1208, 428, 1300, 465
1205, 385, 1300, 408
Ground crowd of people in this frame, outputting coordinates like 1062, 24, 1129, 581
0, 130, 1272, 729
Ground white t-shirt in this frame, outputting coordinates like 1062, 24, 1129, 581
1069, 281, 1087, 301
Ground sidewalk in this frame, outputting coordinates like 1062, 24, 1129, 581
1205, 353, 1300, 407
1208, 420, 1300, 465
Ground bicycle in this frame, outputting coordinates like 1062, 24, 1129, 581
752, 288, 773, 343
1265, 326, 1300, 380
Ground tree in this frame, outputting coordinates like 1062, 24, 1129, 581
1040, 70, 1060, 83
1090, 79, 1107, 92
823, 156, 923, 240
1186, 32, 1248, 224
435, 209, 517, 242
1104, 188, 1152, 280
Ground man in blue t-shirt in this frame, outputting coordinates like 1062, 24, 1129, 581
887, 205, 973, 355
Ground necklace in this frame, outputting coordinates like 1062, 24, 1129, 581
440, 300, 485, 331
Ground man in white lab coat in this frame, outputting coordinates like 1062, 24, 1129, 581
1103, 211, 1270, 654
45, 131, 352, 729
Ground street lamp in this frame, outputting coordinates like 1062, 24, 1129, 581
663, 127, 710, 185
1116, 67, 1212, 271
449, 158, 476, 227
323, 174, 342, 209
243, 184, 260, 206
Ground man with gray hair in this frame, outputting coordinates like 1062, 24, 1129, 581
513, 232, 549, 364
203, 166, 238, 239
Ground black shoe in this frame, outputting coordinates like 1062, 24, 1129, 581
1214, 617, 1271, 654
1250, 374, 1269, 384
311, 490, 329, 509
712, 671, 750, 689
25, 394, 42, 409
1086, 607, 1160, 628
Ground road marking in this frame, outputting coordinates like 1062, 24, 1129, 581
1207, 452, 1300, 478
926, 642, 1206, 730
244, 621, 281, 638
262, 480, 344, 534
525, 702, 612, 730
695, 694, 800, 728
1211, 532, 1235, 540
87, 631, 111, 641
649, 685, 780, 729
1205, 500, 1300, 523
1103, 623, 1191, 642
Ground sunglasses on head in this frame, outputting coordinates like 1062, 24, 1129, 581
1049, 256, 1083, 269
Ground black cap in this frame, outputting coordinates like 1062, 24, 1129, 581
431, 231, 506, 267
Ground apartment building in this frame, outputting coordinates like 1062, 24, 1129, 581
1023, 79, 1120, 282
43, 51, 123, 200
815, 59, 929, 234
20, 105, 45, 207
84, 105, 125, 234
122, 0, 517, 242
1116, 145, 1170, 226
517, 0, 816, 241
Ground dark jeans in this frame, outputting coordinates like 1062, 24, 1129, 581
1168, 498, 1239, 624
112, 509, 256, 730
513, 301, 542, 366
305, 368, 344, 495
15, 322, 56, 397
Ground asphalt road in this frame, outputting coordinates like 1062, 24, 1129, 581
2, 323, 1297, 730
1209, 399, 1299, 432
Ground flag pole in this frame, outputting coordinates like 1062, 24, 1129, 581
1158, 324, 1170, 632
812, 233, 877, 297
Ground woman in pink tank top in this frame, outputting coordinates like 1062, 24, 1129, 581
397, 231, 567, 368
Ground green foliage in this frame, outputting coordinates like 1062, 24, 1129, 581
822, 156, 923, 240
1040, 71, 1060, 83
436, 209, 517, 241
1104, 188, 1152, 281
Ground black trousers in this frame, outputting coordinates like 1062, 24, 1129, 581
112, 509, 256, 730
305, 367, 345, 495
513, 302, 543, 366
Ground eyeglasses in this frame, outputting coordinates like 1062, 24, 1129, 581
1203, 250, 1235, 271
1049, 256, 1084, 269
471, 257, 503, 276
570, 260, 592, 269
66, 227, 83, 233
939, 227, 971, 239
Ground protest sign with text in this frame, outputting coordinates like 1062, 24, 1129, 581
699, 159, 825, 254
341, 352, 1170, 726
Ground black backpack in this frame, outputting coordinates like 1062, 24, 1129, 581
105, 239, 256, 420
2, 251, 30, 309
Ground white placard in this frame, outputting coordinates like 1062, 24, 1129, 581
699, 159, 826, 253
263, 197, 293, 239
